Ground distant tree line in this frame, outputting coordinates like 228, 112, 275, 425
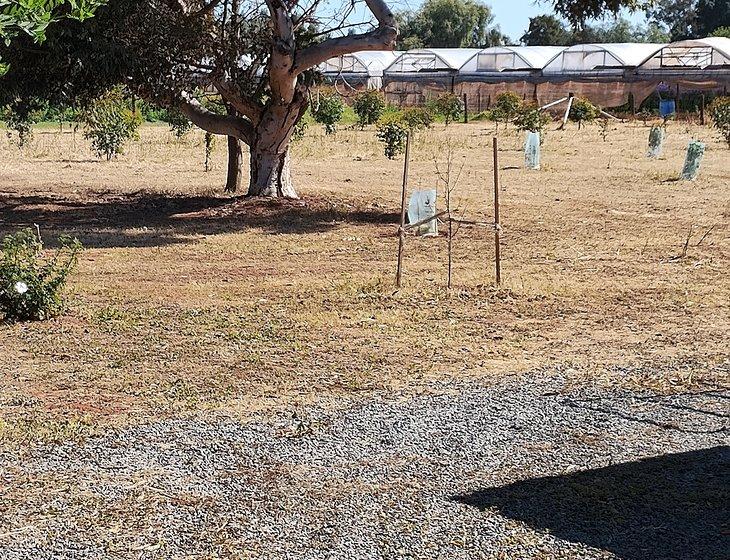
522, 0, 730, 46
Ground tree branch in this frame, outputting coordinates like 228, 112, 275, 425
293, 0, 398, 73
213, 79, 264, 122
266, 0, 297, 103
192, 0, 223, 16
177, 92, 254, 143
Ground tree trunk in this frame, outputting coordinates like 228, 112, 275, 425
248, 142, 297, 198
225, 136, 243, 193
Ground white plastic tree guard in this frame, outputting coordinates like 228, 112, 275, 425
681, 141, 706, 180
408, 189, 438, 236
525, 132, 541, 170
648, 126, 665, 158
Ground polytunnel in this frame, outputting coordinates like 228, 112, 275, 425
538, 43, 666, 108
634, 37, 730, 105
383, 49, 480, 106
637, 37, 730, 73
320, 51, 400, 92
459, 46, 567, 75
542, 43, 665, 75
457, 46, 567, 112
385, 49, 481, 74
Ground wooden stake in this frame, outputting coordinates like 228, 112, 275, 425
492, 137, 502, 286
396, 132, 411, 288
463, 93, 469, 124
700, 93, 705, 125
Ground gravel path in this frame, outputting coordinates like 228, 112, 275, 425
1, 374, 728, 560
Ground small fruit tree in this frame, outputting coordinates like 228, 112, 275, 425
708, 96, 730, 148
491, 91, 522, 125
352, 90, 386, 129
313, 91, 345, 135
569, 97, 599, 129
82, 87, 142, 160
429, 93, 463, 125
513, 104, 551, 136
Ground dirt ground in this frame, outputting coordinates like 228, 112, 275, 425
0, 120, 728, 445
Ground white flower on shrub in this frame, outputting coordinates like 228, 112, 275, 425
14, 281, 28, 295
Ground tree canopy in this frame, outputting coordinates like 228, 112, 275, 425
520, 14, 574, 45
646, 0, 729, 40
0, 0, 105, 73
521, 13, 670, 45
0, 0, 104, 43
395, 0, 509, 49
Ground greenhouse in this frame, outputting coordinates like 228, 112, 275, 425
636, 37, 730, 74
535, 43, 666, 108
459, 46, 567, 75
382, 49, 481, 106
385, 49, 481, 75
542, 43, 665, 75
319, 51, 400, 91
457, 46, 567, 111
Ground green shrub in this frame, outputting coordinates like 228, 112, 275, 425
429, 93, 463, 125
5, 111, 35, 147
492, 92, 523, 123
376, 116, 408, 159
82, 87, 142, 160
708, 96, 730, 148
313, 91, 345, 134
513, 104, 551, 135
165, 109, 194, 138
3, 102, 43, 148
569, 97, 599, 128
352, 90, 386, 128
401, 107, 434, 131
0, 229, 82, 322
471, 110, 494, 121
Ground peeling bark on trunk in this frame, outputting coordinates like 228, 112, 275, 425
173, 0, 397, 200
245, 95, 305, 198
248, 144, 296, 198
225, 136, 243, 193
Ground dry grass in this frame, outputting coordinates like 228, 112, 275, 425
1, 119, 728, 446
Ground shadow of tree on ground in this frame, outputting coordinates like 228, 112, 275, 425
0, 191, 400, 248
455, 445, 729, 560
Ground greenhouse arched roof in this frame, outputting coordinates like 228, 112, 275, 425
320, 51, 400, 78
460, 46, 567, 74
385, 49, 481, 74
542, 43, 665, 74
636, 37, 730, 72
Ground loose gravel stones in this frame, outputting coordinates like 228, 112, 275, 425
1, 375, 727, 559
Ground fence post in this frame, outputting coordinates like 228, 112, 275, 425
463, 93, 469, 123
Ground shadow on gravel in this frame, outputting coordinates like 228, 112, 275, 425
455, 446, 729, 560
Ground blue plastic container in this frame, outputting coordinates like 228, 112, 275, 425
659, 99, 676, 117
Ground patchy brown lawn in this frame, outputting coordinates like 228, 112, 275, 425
1, 120, 728, 445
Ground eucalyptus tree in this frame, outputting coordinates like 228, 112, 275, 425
132, 0, 398, 198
